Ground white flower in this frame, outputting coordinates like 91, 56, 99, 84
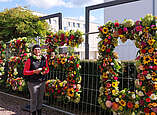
138, 91, 144, 97
150, 94, 157, 100
132, 94, 136, 99
135, 101, 139, 104
146, 74, 151, 79
115, 98, 119, 102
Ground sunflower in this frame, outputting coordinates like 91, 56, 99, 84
102, 27, 108, 34
119, 99, 126, 106
61, 58, 66, 64
67, 88, 74, 97
148, 48, 154, 54
143, 55, 152, 64
112, 81, 119, 87
154, 58, 157, 65
101, 45, 106, 51
148, 39, 155, 46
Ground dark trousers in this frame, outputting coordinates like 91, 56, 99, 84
27, 81, 45, 112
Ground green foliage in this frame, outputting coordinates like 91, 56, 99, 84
0, 7, 49, 42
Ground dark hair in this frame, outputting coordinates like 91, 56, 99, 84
32, 44, 41, 51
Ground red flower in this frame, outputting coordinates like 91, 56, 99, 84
118, 28, 123, 35
141, 49, 146, 54
153, 66, 157, 71
146, 98, 151, 102
76, 89, 79, 92
70, 35, 75, 40
57, 89, 61, 93
76, 64, 79, 68
142, 71, 148, 75
114, 22, 119, 27
127, 101, 133, 109
144, 107, 150, 113
146, 91, 152, 96
106, 48, 110, 53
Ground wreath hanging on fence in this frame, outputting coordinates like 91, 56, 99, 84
45, 30, 83, 103
98, 14, 157, 114
0, 41, 6, 85
7, 37, 30, 91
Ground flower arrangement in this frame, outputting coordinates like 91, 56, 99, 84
46, 54, 81, 103
7, 37, 30, 91
9, 37, 30, 56
45, 29, 83, 55
98, 14, 157, 114
0, 41, 6, 85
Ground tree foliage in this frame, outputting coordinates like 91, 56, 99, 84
0, 7, 49, 42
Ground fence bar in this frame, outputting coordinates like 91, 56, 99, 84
85, 0, 141, 59
39, 12, 62, 30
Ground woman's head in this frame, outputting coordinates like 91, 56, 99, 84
32, 45, 41, 56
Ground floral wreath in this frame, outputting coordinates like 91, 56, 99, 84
0, 41, 6, 85
45, 30, 83, 103
98, 14, 157, 114
7, 37, 30, 91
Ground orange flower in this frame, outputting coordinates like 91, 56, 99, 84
112, 102, 119, 111
148, 39, 155, 46
148, 48, 154, 54
127, 101, 133, 109
151, 112, 156, 115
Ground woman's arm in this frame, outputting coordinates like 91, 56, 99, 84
23, 58, 34, 75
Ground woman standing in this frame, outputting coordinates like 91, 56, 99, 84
23, 45, 49, 115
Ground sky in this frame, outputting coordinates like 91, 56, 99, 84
0, 0, 105, 24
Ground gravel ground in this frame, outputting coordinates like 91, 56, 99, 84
0, 91, 66, 115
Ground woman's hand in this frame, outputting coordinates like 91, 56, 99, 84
33, 68, 42, 74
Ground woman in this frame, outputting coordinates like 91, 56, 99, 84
23, 44, 49, 115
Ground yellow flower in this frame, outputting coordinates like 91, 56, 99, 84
143, 55, 152, 64
112, 81, 119, 87
67, 88, 74, 97
102, 27, 108, 34
101, 45, 106, 51
154, 58, 157, 65
61, 58, 66, 64
118, 106, 123, 111
135, 104, 139, 108
148, 39, 155, 45
119, 99, 126, 106
102, 72, 108, 78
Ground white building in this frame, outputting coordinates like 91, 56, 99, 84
46, 17, 100, 60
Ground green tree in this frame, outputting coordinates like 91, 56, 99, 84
0, 7, 49, 42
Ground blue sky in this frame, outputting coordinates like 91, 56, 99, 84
0, 0, 105, 24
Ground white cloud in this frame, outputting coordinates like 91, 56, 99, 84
25, 0, 104, 8
68, 0, 104, 7
0, 0, 11, 2
25, 0, 67, 9
79, 15, 96, 22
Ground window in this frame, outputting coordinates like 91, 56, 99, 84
77, 23, 80, 28
68, 22, 70, 27
64, 27, 67, 31
73, 22, 75, 27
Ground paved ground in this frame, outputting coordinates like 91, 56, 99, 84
0, 91, 65, 115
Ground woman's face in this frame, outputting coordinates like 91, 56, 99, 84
33, 48, 41, 56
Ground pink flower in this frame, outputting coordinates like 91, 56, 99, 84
105, 100, 112, 108
114, 77, 118, 80
136, 26, 142, 32
123, 27, 128, 32
106, 83, 111, 88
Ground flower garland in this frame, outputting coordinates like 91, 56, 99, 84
7, 37, 30, 91
45, 54, 81, 103
98, 14, 157, 114
0, 41, 6, 85
45, 29, 83, 55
